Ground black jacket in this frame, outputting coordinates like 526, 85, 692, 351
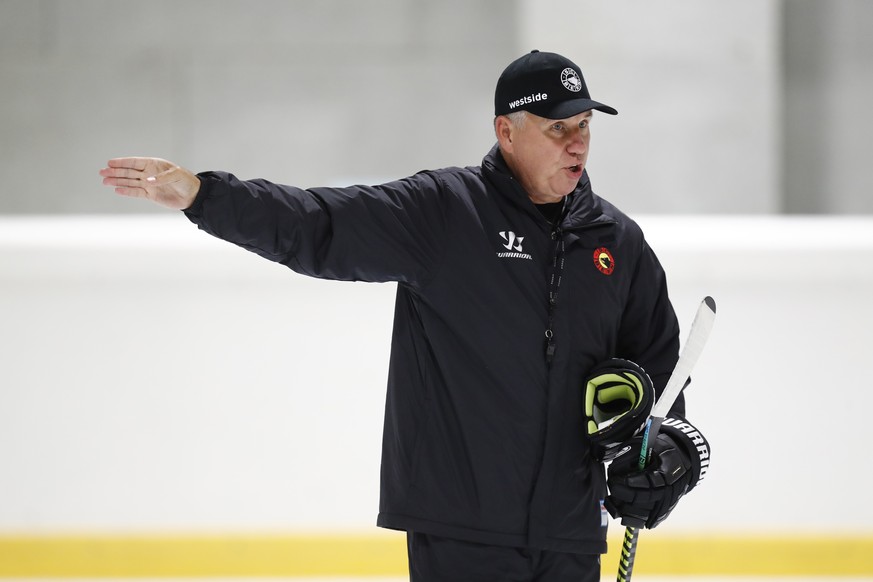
184, 145, 681, 554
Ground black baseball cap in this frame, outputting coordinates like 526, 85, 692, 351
494, 50, 617, 119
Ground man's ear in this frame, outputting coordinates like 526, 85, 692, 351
494, 115, 515, 153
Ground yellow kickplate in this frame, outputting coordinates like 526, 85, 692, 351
0, 534, 407, 577
602, 534, 873, 577
0, 533, 871, 577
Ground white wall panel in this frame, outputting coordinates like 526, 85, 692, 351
1, 215, 871, 533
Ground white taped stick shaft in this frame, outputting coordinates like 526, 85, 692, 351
650, 296, 716, 419
616, 296, 716, 582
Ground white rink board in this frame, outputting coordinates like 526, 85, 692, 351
1, 215, 872, 535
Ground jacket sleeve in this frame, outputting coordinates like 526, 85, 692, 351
183, 170, 448, 285
616, 235, 686, 417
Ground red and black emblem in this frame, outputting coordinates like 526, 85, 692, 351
593, 247, 615, 275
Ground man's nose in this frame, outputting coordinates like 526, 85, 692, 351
567, 130, 586, 154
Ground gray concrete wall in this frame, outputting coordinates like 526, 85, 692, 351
783, 0, 873, 213
1, 0, 871, 215
518, 0, 782, 214
0, 0, 516, 214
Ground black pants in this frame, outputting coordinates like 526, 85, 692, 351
407, 532, 601, 582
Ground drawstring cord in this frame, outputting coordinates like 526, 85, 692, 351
545, 227, 565, 365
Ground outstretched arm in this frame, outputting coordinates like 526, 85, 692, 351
99, 157, 201, 210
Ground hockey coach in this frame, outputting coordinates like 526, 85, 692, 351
100, 50, 711, 581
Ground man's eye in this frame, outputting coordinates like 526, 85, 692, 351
580, 120, 589, 129
552, 124, 564, 131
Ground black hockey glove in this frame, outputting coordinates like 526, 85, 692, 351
583, 358, 654, 462
605, 417, 710, 529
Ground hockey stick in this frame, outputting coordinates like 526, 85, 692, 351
616, 296, 717, 582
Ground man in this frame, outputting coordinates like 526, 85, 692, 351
100, 50, 710, 581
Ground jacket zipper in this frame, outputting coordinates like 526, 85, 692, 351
545, 224, 565, 365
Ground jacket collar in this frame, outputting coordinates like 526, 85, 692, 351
481, 144, 614, 231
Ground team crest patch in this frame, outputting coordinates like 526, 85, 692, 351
593, 247, 615, 275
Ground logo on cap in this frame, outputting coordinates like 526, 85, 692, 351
561, 67, 582, 93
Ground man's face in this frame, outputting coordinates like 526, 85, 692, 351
498, 110, 593, 204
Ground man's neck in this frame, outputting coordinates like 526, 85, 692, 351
535, 199, 564, 224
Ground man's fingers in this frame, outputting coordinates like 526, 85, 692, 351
102, 176, 145, 189
101, 159, 179, 183
100, 167, 144, 180
107, 157, 152, 171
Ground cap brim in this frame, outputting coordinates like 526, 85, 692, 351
530, 98, 618, 119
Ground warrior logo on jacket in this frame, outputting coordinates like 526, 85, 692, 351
497, 231, 532, 260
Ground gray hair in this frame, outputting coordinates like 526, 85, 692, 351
506, 110, 528, 128
494, 110, 528, 137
